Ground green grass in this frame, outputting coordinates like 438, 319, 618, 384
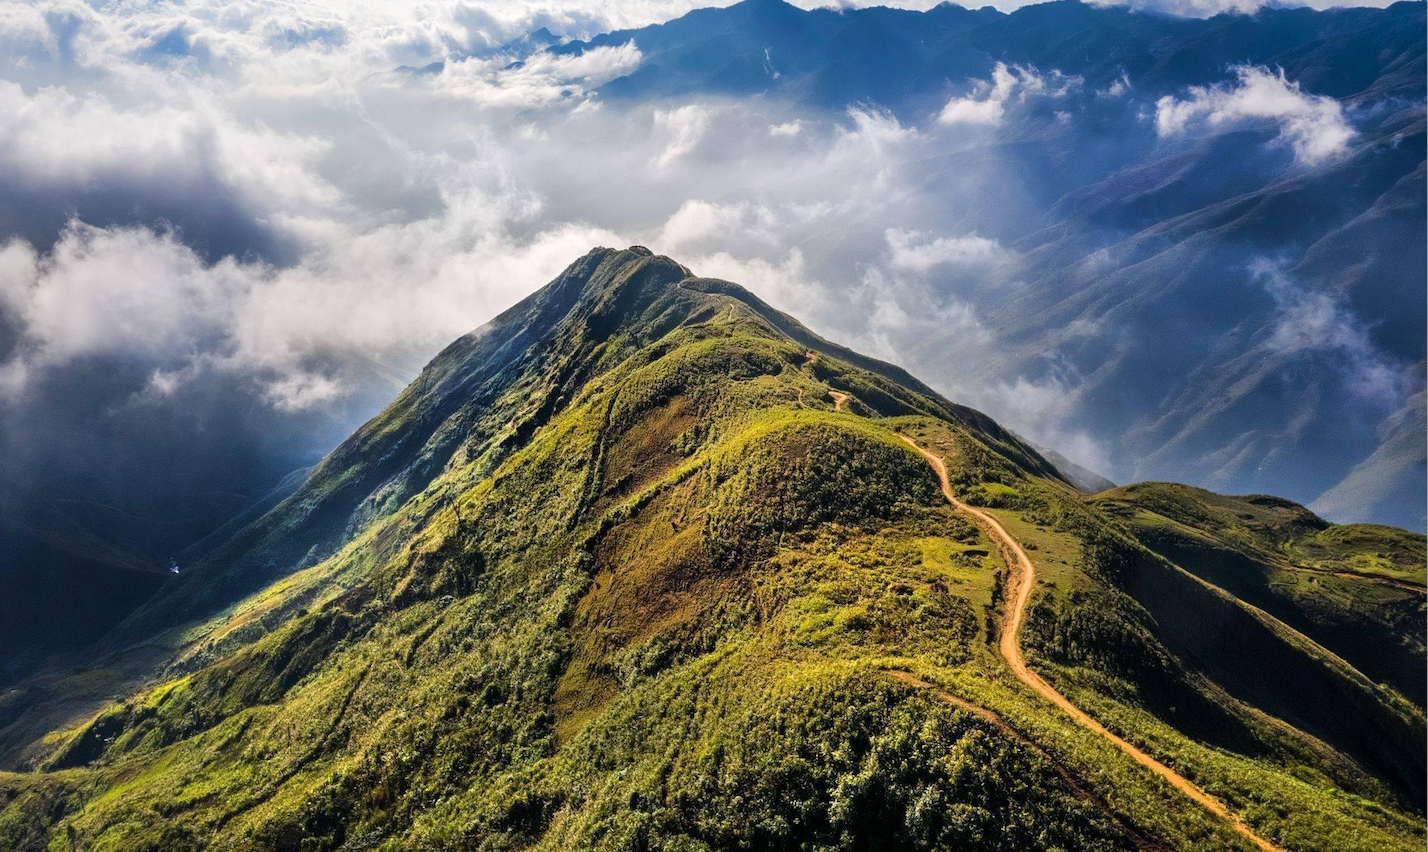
1092, 483, 1426, 706
0, 249, 1421, 852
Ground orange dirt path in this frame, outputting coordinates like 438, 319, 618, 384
899, 435, 1287, 852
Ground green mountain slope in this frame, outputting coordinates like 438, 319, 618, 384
1092, 482, 1425, 703
1, 248, 1422, 852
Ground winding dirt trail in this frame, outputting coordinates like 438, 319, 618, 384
887, 670, 1173, 852
899, 435, 1288, 852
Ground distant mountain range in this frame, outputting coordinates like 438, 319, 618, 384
560, 0, 1424, 112
534, 0, 1425, 531
2, 247, 1422, 851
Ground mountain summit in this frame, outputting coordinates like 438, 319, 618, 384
1, 248, 1423, 851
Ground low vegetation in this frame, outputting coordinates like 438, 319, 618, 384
1, 248, 1421, 852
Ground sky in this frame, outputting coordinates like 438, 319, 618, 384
0, 0, 1408, 545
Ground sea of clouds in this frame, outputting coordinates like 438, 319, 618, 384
0, 0, 1381, 534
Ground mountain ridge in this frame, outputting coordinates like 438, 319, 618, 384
7, 0, 1420, 713
0, 248, 1422, 851
528, 0, 1427, 531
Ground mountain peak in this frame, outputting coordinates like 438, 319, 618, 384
5, 247, 1424, 849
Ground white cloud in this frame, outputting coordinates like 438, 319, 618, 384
963, 372, 1114, 479
0, 81, 338, 218
1097, 72, 1131, 99
1155, 66, 1354, 165
0, 214, 623, 410
831, 106, 918, 169
938, 62, 1079, 127
653, 104, 710, 167
939, 63, 1017, 126
840, 265, 993, 365
885, 228, 1004, 272
657, 200, 782, 254
1255, 259, 1411, 404
938, 95, 1006, 127
1076, 248, 1116, 277
0, 224, 250, 367
433, 41, 641, 108
688, 248, 822, 314
263, 371, 345, 411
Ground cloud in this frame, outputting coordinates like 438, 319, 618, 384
0, 224, 246, 371
953, 370, 1114, 481
0, 214, 623, 411
0, 81, 338, 220
433, 41, 641, 108
0, 0, 1408, 552
1097, 72, 1131, 99
1155, 66, 1354, 165
1255, 259, 1412, 404
653, 104, 711, 167
885, 228, 1004, 272
262, 16, 349, 52
836, 264, 994, 369
831, 106, 918, 171
657, 200, 784, 254
0, 0, 1056, 503
688, 248, 823, 314
939, 63, 1016, 126
938, 62, 1079, 127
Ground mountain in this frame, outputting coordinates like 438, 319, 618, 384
1310, 390, 1428, 526
0, 372, 353, 687
1091, 482, 1426, 706
4, 0, 1421, 723
0, 458, 319, 688
0, 248, 1421, 852
547, 0, 1427, 529
0, 490, 168, 684
560, 0, 1424, 114
1025, 439, 1117, 493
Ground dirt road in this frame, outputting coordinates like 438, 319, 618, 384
899, 435, 1287, 852
887, 670, 1173, 852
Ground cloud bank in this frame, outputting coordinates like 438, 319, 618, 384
1256, 259, 1412, 404
0, 0, 1062, 531
0, 0, 1409, 547
938, 63, 1080, 126
1155, 66, 1355, 165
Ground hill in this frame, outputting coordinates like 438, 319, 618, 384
1090, 482, 1426, 749
0, 248, 1422, 851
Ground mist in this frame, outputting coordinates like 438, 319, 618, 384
1, 0, 1421, 578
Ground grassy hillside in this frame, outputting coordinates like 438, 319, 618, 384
0, 248, 1422, 852
1092, 482, 1425, 703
